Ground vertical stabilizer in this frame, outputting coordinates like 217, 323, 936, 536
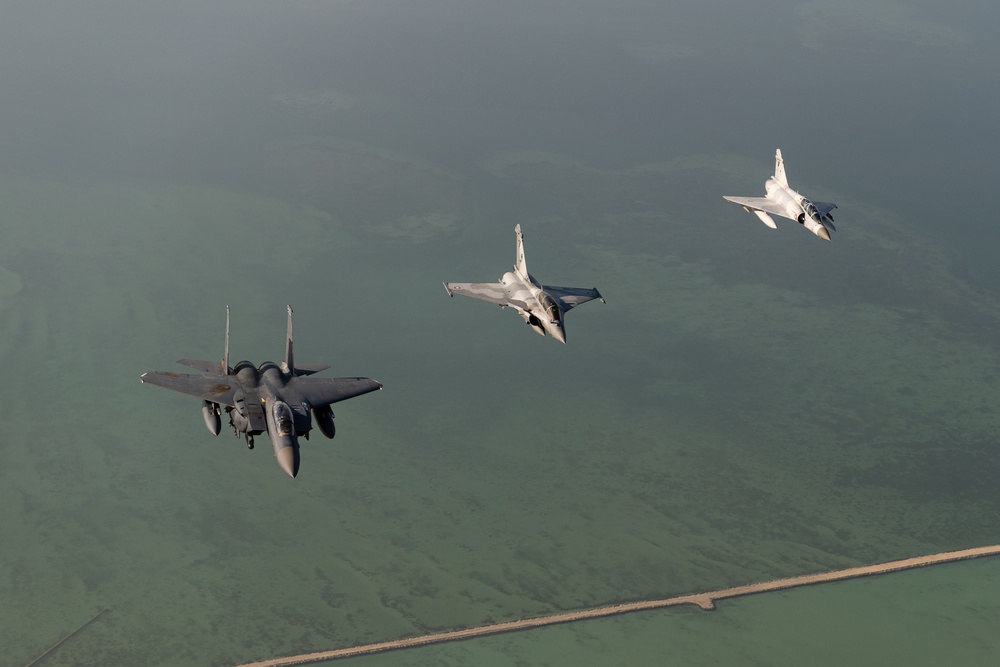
774, 149, 788, 187
282, 305, 295, 375
221, 305, 230, 374
514, 224, 528, 278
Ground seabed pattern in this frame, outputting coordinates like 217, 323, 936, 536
230, 545, 1000, 667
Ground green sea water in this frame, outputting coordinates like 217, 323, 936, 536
1, 1, 999, 666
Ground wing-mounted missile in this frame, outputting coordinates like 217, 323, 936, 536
202, 400, 222, 436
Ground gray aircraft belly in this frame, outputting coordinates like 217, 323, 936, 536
723, 150, 837, 241
243, 399, 266, 432
443, 225, 605, 343
141, 305, 382, 479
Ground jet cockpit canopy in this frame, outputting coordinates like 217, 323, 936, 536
272, 401, 294, 436
538, 293, 561, 323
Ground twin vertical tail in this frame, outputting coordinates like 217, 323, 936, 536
774, 149, 788, 187
513, 224, 528, 278
217, 305, 299, 376
282, 305, 295, 376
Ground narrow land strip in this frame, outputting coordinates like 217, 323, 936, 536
23, 608, 109, 667
231, 545, 1000, 667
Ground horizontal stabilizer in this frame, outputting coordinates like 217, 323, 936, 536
293, 363, 331, 376
177, 358, 227, 374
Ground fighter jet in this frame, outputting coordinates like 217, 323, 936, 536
140, 306, 381, 478
443, 224, 605, 344
723, 149, 837, 240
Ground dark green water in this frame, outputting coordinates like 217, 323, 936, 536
1, 2, 999, 665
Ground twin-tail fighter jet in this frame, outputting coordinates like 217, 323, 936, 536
724, 149, 837, 241
140, 306, 381, 478
443, 224, 604, 344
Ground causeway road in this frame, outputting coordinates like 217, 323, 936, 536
231, 544, 1000, 667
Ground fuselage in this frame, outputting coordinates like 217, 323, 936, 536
227, 360, 308, 477
500, 270, 567, 344
764, 178, 831, 241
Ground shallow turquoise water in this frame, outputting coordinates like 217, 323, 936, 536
1, 2, 999, 666
347, 557, 1000, 667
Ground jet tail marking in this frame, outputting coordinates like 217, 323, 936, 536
282, 305, 295, 376
774, 149, 788, 188
514, 224, 528, 279
222, 305, 230, 375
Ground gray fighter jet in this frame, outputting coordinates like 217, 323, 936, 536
140, 306, 381, 478
724, 149, 837, 240
443, 224, 605, 343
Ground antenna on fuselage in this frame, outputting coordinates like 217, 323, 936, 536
282, 305, 295, 375
222, 305, 230, 375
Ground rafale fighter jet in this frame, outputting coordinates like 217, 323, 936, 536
724, 149, 837, 240
140, 306, 381, 478
443, 224, 604, 344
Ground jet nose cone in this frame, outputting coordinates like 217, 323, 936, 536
276, 446, 300, 478
816, 226, 831, 241
552, 328, 566, 344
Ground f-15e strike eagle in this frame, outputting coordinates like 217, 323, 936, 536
443, 224, 604, 344
724, 149, 838, 240
140, 306, 381, 478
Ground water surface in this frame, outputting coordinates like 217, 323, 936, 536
1, 2, 998, 665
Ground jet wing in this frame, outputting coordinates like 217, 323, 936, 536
543, 286, 605, 311
286, 377, 383, 408
140, 371, 238, 406
442, 282, 509, 306
812, 201, 837, 216
722, 196, 792, 220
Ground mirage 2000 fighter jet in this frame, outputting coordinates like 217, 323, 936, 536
141, 306, 381, 478
724, 149, 838, 241
443, 224, 604, 344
